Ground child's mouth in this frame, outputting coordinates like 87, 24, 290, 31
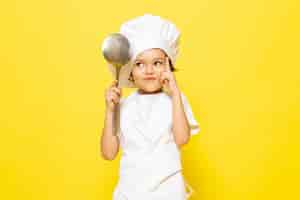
144, 77, 156, 80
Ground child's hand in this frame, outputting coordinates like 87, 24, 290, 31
105, 80, 122, 112
160, 57, 180, 97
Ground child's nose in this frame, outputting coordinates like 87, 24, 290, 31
144, 64, 155, 73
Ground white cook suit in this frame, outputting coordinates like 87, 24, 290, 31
113, 90, 200, 200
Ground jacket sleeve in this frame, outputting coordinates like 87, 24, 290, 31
180, 92, 200, 136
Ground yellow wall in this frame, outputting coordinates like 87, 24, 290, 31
1, 0, 299, 199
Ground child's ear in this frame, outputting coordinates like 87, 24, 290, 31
128, 72, 134, 81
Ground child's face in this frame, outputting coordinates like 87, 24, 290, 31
131, 48, 168, 93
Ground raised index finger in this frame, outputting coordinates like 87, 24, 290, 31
165, 56, 171, 72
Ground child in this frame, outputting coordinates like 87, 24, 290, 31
101, 14, 200, 200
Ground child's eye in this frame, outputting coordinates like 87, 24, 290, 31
135, 62, 144, 67
154, 61, 163, 66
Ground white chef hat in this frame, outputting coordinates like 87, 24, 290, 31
107, 13, 181, 88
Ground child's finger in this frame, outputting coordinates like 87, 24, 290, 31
112, 92, 120, 101
109, 96, 117, 106
111, 87, 121, 97
165, 57, 171, 72
160, 73, 165, 84
110, 93, 120, 104
160, 72, 169, 85
110, 80, 118, 88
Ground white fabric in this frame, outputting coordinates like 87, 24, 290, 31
180, 93, 201, 135
113, 90, 200, 200
107, 13, 181, 88
113, 171, 187, 200
120, 14, 180, 64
